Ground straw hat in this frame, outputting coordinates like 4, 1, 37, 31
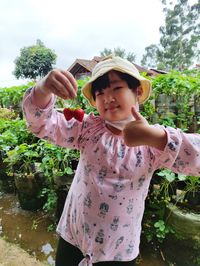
82, 55, 152, 107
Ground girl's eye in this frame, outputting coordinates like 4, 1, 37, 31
96, 91, 104, 96
114, 86, 122, 91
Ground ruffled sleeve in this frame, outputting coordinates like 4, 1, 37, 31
150, 125, 200, 176
22, 87, 83, 150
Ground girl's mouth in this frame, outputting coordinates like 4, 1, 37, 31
106, 105, 120, 112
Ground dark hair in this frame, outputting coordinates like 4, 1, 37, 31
91, 70, 140, 100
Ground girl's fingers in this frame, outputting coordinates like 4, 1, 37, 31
51, 83, 69, 100
52, 70, 77, 98
131, 106, 143, 121
61, 70, 78, 93
42, 69, 77, 99
58, 70, 77, 98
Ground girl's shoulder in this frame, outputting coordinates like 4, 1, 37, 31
81, 112, 105, 133
84, 112, 104, 124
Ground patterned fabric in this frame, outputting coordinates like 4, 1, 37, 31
22, 87, 200, 265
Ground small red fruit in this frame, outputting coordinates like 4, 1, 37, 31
63, 108, 84, 122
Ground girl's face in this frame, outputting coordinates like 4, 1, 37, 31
94, 71, 139, 121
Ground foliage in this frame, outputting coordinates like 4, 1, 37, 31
149, 69, 200, 131
143, 168, 200, 243
100, 47, 136, 62
152, 70, 200, 96
36, 140, 79, 182
0, 118, 36, 146
184, 175, 200, 194
141, 44, 160, 69
4, 143, 40, 175
154, 220, 174, 242
153, 169, 200, 209
0, 117, 39, 197
40, 188, 58, 217
0, 108, 17, 120
143, 188, 175, 243
35, 140, 80, 216
181, 175, 200, 207
13, 39, 57, 80
0, 118, 37, 167
157, 169, 177, 183
141, 0, 200, 70
0, 83, 34, 110
2, 137, 80, 216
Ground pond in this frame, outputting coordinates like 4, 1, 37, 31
0, 193, 166, 266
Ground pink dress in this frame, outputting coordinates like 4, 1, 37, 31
23, 87, 200, 265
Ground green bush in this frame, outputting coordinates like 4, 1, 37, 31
0, 83, 34, 109
142, 69, 200, 131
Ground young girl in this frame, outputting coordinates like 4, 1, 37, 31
22, 55, 200, 266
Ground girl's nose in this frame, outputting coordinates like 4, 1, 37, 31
104, 92, 115, 104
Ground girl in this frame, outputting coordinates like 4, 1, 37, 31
22, 55, 200, 266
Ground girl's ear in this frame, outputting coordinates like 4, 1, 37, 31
136, 86, 143, 100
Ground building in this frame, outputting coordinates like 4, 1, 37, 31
68, 56, 160, 79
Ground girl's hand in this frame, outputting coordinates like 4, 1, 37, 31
36, 69, 77, 100
122, 106, 167, 150
122, 106, 150, 147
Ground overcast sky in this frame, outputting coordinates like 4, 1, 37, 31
0, 0, 165, 87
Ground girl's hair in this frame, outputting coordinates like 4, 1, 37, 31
91, 70, 140, 100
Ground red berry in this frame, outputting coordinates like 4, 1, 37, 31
63, 108, 73, 121
73, 109, 84, 122
63, 108, 84, 122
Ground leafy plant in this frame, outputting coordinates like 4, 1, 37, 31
34, 140, 79, 215
155, 169, 177, 202
4, 143, 40, 175
181, 175, 200, 207
0, 119, 37, 162
143, 192, 175, 243
37, 140, 79, 180
183, 175, 200, 193
0, 108, 17, 120
154, 219, 175, 242
150, 70, 200, 131
40, 188, 58, 216
0, 83, 33, 110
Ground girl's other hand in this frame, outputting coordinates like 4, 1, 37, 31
36, 69, 77, 100
123, 106, 167, 150
122, 106, 150, 147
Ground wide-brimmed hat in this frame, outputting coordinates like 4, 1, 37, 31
82, 55, 152, 107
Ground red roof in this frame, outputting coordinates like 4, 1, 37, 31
68, 56, 158, 78
68, 56, 104, 75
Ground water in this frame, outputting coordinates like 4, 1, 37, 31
0, 193, 166, 266
0, 193, 57, 265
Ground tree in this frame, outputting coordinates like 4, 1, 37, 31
13, 39, 57, 80
141, 44, 161, 69
141, 0, 200, 70
100, 47, 136, 62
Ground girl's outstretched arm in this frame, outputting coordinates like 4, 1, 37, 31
123, 106, 200, 176
22, 70, 81, 150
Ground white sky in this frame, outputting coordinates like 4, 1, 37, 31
0, 0, 165, 87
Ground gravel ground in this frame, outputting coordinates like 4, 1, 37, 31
0, 238, 48, 266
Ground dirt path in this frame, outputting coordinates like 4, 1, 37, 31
0, 238, 48, 266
